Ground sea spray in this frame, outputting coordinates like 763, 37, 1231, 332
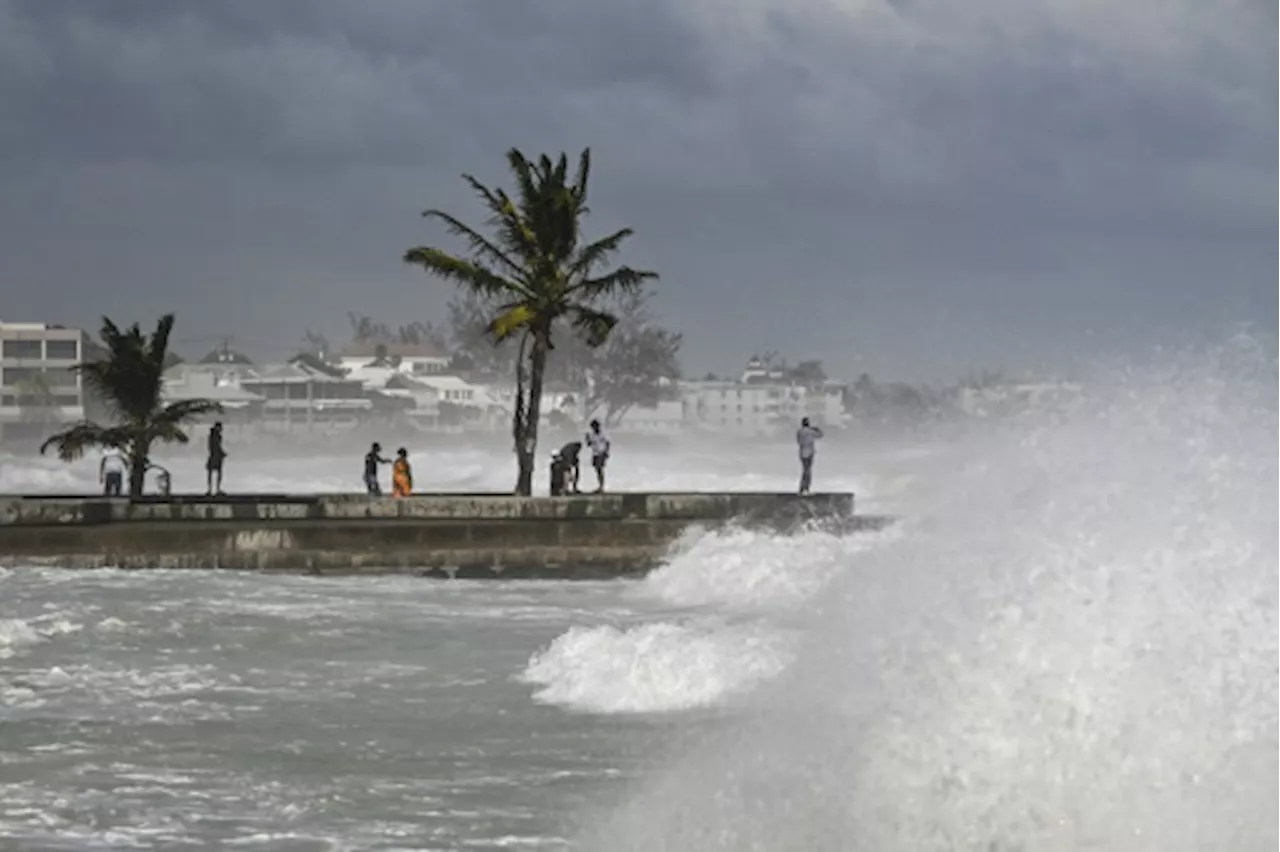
576, 338, 1278, 851
640, 525, 902, 611
521, 621, 793, 714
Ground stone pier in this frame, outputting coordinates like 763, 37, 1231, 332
0, 492, 891, 579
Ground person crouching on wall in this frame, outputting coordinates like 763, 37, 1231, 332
392, 448, 413, 497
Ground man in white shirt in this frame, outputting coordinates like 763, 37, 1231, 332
585, 419, 611, 493
100, 448, 126, 497
796, 417, 824, 495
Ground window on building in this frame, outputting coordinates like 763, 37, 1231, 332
2, 340, 42, 359
43, 368, 77, 387
45, 340, 79, 360
53, 394, 80, 406
2, 367, 41, 386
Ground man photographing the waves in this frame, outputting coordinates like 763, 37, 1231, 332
796, 417, 824, 495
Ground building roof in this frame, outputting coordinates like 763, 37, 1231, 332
247, 363, 350, 383
287, 352, 346, 378
403, 374, 476, 391
162, 369, 264, 404
340, 341, 447, 360
199, 347, 254, 366
384, 373, 436, 391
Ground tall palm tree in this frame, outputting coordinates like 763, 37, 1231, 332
404, 147, 657, 495
41, 314, 221, 497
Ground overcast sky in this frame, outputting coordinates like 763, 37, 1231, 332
0, 0, 1274, 380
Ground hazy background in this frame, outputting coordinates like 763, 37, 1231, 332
0, 0, 1274, 381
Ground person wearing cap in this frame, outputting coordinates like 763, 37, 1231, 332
549, 439, 582, 496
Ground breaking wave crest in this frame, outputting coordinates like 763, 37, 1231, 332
575, 337, 1279, 851
520, 621, 793, 714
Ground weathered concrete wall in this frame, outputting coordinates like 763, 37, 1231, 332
0, 492, 890, 579
0, 492, 853, 525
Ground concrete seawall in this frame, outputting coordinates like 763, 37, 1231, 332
0, 492, 891, 579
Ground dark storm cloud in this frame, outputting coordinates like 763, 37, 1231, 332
0, 0, 720, 170
0, 0, 1273, 377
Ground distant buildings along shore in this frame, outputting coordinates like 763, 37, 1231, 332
0, 320, 1083, 444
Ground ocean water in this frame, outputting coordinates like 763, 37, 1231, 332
1, 340, 1276, 850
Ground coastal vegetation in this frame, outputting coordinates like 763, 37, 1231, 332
403, 147, 657, 495
40, 314, 221, 497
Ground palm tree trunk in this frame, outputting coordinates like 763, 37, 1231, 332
128, 435, 150, 498
515, 335, 548, 496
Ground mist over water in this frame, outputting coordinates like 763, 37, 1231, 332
575, 338, 1278, 851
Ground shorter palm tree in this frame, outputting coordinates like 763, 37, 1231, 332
41, 314, 221, 497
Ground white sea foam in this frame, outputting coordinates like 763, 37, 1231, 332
0, 615, 81, 659
520, 621, 792, 714
0, 618, 41, 659
577, 338, 1279, 851
643, 524, 901, 611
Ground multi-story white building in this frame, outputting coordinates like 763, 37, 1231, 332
0, 321, 92, 442
679, 363, 848, 437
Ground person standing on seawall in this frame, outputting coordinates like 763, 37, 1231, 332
796, 416, 824, 495
364, 442, 389, 496
100, 447, 125, 497
392, 447, 413, 497
206, 421, 227, 496
585, 420, 611, 493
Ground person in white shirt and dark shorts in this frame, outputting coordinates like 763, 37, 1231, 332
100, 448, 125, 497
585, 420, 611, 493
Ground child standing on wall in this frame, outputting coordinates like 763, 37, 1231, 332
392, 447, 413, 497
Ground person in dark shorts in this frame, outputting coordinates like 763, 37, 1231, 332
364, 442, 389, 495
549, 440, 582, 496
585, 420, 610, 493
100, 448, 125, 497
206, 421, 227, 496
796, 417, 824, 495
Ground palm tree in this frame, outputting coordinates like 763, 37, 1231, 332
41, 314, 221, 497
404, 148, 657, 495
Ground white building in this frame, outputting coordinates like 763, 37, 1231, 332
0, 321, 91, 442
337, 342, 449, 378
679, 376, 848, 437
606, 399, 685, 433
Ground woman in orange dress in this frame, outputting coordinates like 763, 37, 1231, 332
392, 447, 413, 497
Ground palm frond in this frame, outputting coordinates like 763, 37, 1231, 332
567, 227, 634, 281
423, 209, 527, 280
147, 314, 176, 370
403, 247, 530, 301
493, 187, 542, 259
462, 173, 509, 220
488, 303, 537, 343
39, 422, 130, 462
568, 304, 619, 348
507, 149, 542, 222
157, 399, 222, 425
572, 148, 591, 208
568, 266, 659, 302
149, 420, 194, 446
463, 175, 538, 259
